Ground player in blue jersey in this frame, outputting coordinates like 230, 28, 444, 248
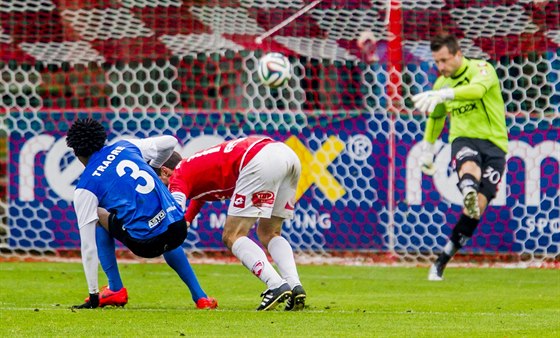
66, 118, 217, 309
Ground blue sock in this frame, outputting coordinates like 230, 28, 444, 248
163, 246, 206, 302
95, 226, 123, 291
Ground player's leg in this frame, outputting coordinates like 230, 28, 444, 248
458, 160, 482, 219
257, 143, 306, 310
162, 246, 217, 309
95, 209, 123, 291
429, 138, 482, 281
226, 143, 303, 310
429, 139, 505, 281
223, 215, 291, 310
145, 218, 216, 309
258, 216, 306, 311
88, 208, 128, 306
258, 216, 301, 288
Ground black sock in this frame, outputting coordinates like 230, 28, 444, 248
436, 252, 452, 266
437, 214, 480, 266
451, 214, 480, 247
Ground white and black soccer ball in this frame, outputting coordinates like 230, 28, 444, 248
257, 52, 291, 88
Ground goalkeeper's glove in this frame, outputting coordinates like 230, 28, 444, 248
72, 293, 99, 309
412, 88, 454, 113
420, 141, 437, 176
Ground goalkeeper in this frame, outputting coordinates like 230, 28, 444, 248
412, 33, 508, 281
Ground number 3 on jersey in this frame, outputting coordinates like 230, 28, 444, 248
116, 160, 155, 194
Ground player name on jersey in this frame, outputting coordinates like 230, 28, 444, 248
92, 146, 125, 177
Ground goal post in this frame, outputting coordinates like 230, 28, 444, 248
0, 0, 558, 265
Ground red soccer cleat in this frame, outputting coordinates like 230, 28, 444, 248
196, 297, 218, 309
85, 286, 128, 307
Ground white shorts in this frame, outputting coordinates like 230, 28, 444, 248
228, 142, 301, 219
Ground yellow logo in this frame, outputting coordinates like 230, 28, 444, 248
285, 136, 346, 202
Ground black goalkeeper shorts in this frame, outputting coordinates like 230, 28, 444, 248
451, 137, 506, 202
108, 214, 187, 258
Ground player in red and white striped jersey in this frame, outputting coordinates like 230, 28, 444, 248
157, 136, 306, 311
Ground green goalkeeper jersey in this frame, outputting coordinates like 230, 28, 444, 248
424, 57, 509, 153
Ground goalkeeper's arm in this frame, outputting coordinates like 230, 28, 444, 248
453, 83, 487, 101
420, 103, 446, 176
423, 104, 446, 144
413, 83, 487, 114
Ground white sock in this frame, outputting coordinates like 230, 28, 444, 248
231, 236, 284, 289
268, 236, 301, 289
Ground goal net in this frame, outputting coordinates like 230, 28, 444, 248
0, 0, 558, 265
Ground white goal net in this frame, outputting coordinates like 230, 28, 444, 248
0, 0, 558, 265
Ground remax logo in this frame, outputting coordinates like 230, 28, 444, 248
15, 134, 354, 205
284, 135, 346, 202
15, 134, 558, 211
406, 140, 560, 206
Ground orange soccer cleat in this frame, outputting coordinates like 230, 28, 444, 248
196, 297, 218, 309
85, 286, 128, 307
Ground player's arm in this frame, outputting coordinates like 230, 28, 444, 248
72, 189, 101, 308
418, 103, 446, 176
454, 61, 498, 100
127, 135, 178, 168
452, 83, 487, 100
184, 199, 205, 224
170, 191, 205, 224
413, 59, 496, 112
423, 104, 447, 144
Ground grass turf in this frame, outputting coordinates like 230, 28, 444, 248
1, 262, 559, 337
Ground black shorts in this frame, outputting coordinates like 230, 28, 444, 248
451, 137, 507, 202
108, 213, 187, 258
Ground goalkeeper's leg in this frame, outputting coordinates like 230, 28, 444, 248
429, 213, 480, 281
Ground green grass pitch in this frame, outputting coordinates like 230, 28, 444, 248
1, 262, 559, 337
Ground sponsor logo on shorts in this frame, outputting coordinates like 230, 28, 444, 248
251, 261, 264, 277
148, 209, 166, 228
233, 194, 246, 208
252, 191, 275, 207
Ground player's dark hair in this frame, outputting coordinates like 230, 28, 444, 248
153, 151, 182, 175
163, 151, 182, 170
430, 33, 461, 54
66, 118, 107, 157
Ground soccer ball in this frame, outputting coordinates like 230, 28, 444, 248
257, 52, 291, 88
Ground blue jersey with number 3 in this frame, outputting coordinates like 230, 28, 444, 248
76, 140, 184, 240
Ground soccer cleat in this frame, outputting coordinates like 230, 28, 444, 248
428, 262, 445, 281
196, 297, 218, 310
285, 285, 306, 311
256, 282, 292, 311
462, 187, 480, 219
85, 286, 128, 307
